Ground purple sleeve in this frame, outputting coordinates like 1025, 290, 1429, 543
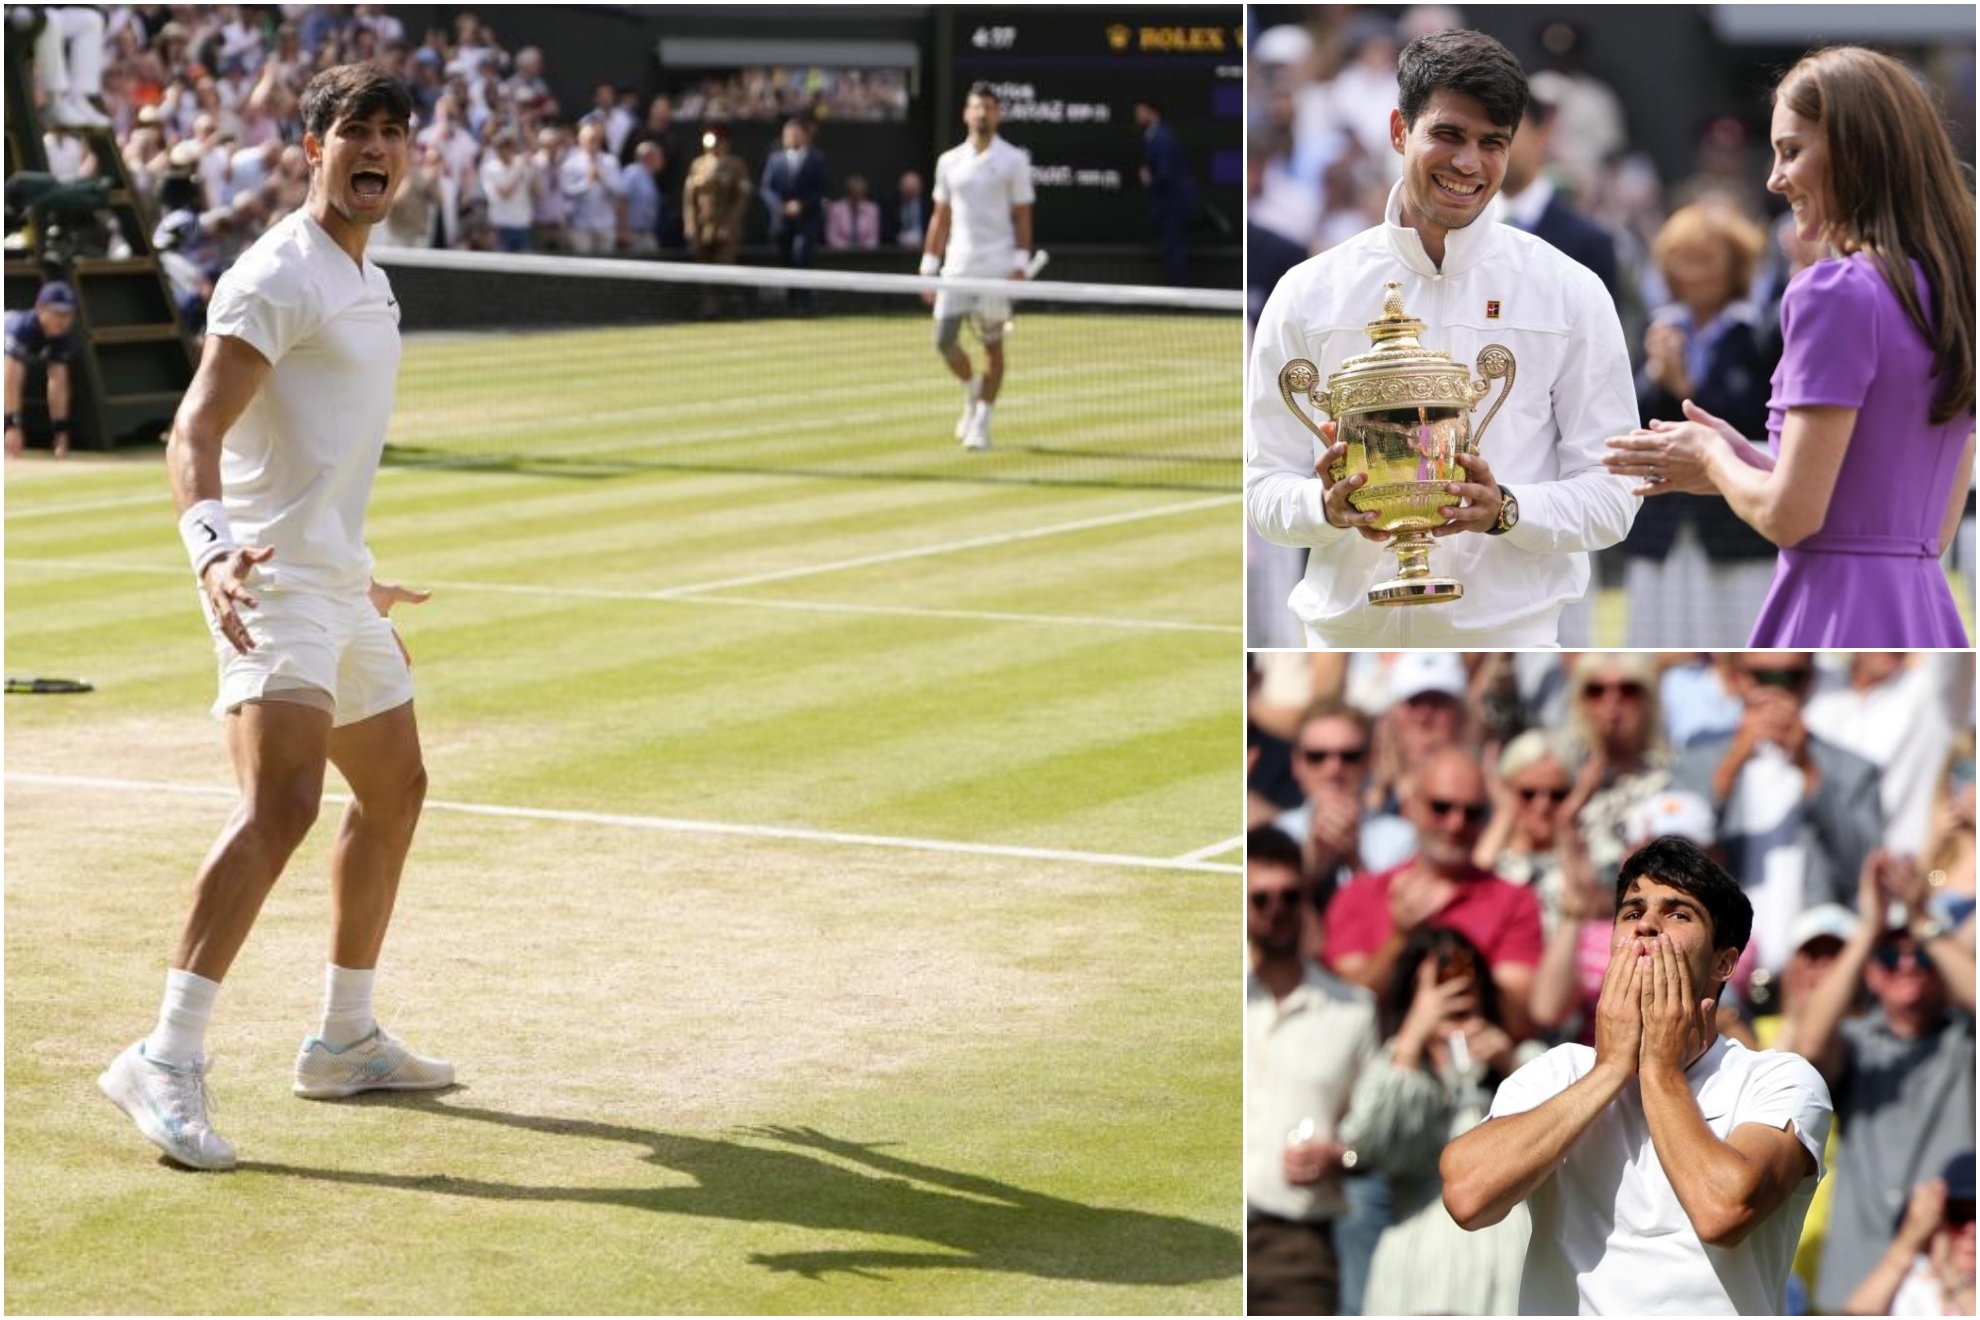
1773, 259, 1883, 410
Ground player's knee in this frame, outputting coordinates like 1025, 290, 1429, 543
933, 318, 962, 354
242, 782, 322, 854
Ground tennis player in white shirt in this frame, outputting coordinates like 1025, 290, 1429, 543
1441, 838, 1833, 1315
98, 64, 452, 1172
1247, 29, 1639, 647
920, 82, 1035, 452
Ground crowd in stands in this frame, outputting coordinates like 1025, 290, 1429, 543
1243, 7, 1977, 647
1247, 651, 1977, 1316
22, 6, 930, 332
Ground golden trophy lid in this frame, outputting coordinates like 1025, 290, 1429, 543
1338, 281, 1459, 376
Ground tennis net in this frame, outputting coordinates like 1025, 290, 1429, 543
370, 248, 1240, 493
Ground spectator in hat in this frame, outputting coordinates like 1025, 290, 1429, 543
1846, 1153, 1977, 1316
4, 282, 79, 458
1366, 652, 1473, 819
1793, 850, 1976, 1313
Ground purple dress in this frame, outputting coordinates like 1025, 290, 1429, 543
1747, 254, 1972, 647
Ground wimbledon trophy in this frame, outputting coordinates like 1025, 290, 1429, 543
1279, 282, 1516, 606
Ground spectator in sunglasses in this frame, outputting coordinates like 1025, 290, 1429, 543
1789, 850, 1976, 1313
1846, 1155, 1978, 1316
1277, 699, 1416, 914
1321, 748, 1545, 1043
1564, 652, 1674, 888
1246, 825, 1382, 1316
1674, 652, 1884, 973
1475, 729, 1598, 938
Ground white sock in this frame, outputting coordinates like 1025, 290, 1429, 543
964, 377, 982, 405
145, 968, 220, 1067
977, 401, 994, 424
318, 964, 377, 1047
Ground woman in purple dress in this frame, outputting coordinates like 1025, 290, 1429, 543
1604, 46, 1975, 646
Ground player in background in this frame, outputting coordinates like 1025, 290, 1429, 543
919, 82, 1035, 452
98, 64, 452, 1172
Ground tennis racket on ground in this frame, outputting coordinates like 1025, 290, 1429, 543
6, 676, 94, 694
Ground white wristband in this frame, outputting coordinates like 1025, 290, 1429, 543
918, 253, 941, 277
179, 500, 237, 578
1011, 249, 1031, 272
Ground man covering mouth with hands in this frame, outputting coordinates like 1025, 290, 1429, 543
1439, 837, 1832, 1315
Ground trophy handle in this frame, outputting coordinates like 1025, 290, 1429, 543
1278, 359, 1334, 447
1471, 344, 1516, 449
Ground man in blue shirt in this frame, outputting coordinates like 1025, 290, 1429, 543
4, 281, 78, 457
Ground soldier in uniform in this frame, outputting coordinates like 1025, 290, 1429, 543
683, 125, 751, 316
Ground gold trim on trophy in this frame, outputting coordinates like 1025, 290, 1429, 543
1279, 282, 1516, 606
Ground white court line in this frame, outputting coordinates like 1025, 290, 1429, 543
6, 556, 1232, 635
6, 772, 1241, 876
1175, 834, 1246, 864
4, 491, 169, 521
649, 494, 1238, 596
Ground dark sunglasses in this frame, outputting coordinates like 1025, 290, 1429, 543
1747, 668, 1811, 691
1949, 1199, 1977, 1227
1872, 942, 1928, 971
1582, 681, 1645, 700
1428, 798, 1491, 825
1519, 787, 1572, 804
1249, 889, 1307, 912
1299, 746, 1366, 766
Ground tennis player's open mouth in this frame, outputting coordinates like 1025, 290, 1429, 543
351, 169, 391, 199
1433, 173, 1483, 203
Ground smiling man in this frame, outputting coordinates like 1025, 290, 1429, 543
1246, 28, 1640, 647
98, 64, 452, 1172
1439, 837, 1833, 1314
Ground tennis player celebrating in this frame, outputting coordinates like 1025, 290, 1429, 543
920, 82, 1035, 452
1440, 839, 1833, 1314
98, 65, 451, 1172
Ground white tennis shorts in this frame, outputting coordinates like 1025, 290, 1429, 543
204, 584, 413, 727
932, 288, 1012, 341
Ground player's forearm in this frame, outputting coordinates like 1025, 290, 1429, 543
1012, 205, 1033, 255
3, 355, 23, 412
1498, 468, 1639, 554
1638, 1062, 1769, 1246
922, 207, 950, 261
1244, 469, 1344, 547
47, 364, 69, 420
1441, 1061, 1629, 1228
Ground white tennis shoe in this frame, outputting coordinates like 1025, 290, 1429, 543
98, 1040, 236, 1171
954, 381, 983, 440
962, 409, 992, 451
293, 1025, 454, 1099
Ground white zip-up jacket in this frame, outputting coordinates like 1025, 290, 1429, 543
1247, 182, 1640, 647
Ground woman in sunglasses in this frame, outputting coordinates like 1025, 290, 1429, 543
1563, 653, 1673, 887
1602, 46, 1974, 646
1475, 730, 1597, 939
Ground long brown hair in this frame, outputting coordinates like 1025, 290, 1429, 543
1777, 47, 1976, 424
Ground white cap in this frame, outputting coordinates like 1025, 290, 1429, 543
1388, 652, 1467, 704
1624, 790, 1717, 849
1788, 903, 1857, 952
1253, 25, 1314, 65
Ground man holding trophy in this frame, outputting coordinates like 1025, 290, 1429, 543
1246, 29, 1640, 647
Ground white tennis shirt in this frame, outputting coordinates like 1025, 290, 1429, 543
1486, 1037, 1832, 1316
1246, 181, 1641, 646
204, 209, 402, 595
932, 135, 1034, 278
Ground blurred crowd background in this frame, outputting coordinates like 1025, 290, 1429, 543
1248, 650, 1976, 1316
1242, 4, 1977, 647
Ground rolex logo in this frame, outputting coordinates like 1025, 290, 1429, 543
1106, 24, 1130, 51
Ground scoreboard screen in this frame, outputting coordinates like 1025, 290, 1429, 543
946, 7, 1243, 246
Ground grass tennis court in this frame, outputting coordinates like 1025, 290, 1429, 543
4, 314, 1242, 1314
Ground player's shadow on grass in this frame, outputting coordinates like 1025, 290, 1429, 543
247, 1095, 1238, 1287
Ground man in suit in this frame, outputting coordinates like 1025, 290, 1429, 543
1671, 652, 1884, 974
893, 170, 927, 249
1498, 95, 1617, 301
761, 116, 827, 282
1135, 98, 1197, 286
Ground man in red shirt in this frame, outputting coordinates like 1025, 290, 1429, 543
1323, 746, 1545, 1037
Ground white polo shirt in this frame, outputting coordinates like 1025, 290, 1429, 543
1246, 181, 1640, 647
932, 134, 1034, 278
205, 210, 402, 596
1487, 1037, 1832, 1316
1245, 961, 1381, 1222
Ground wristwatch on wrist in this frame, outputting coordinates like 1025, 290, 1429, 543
1488, 485, 1518, 535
